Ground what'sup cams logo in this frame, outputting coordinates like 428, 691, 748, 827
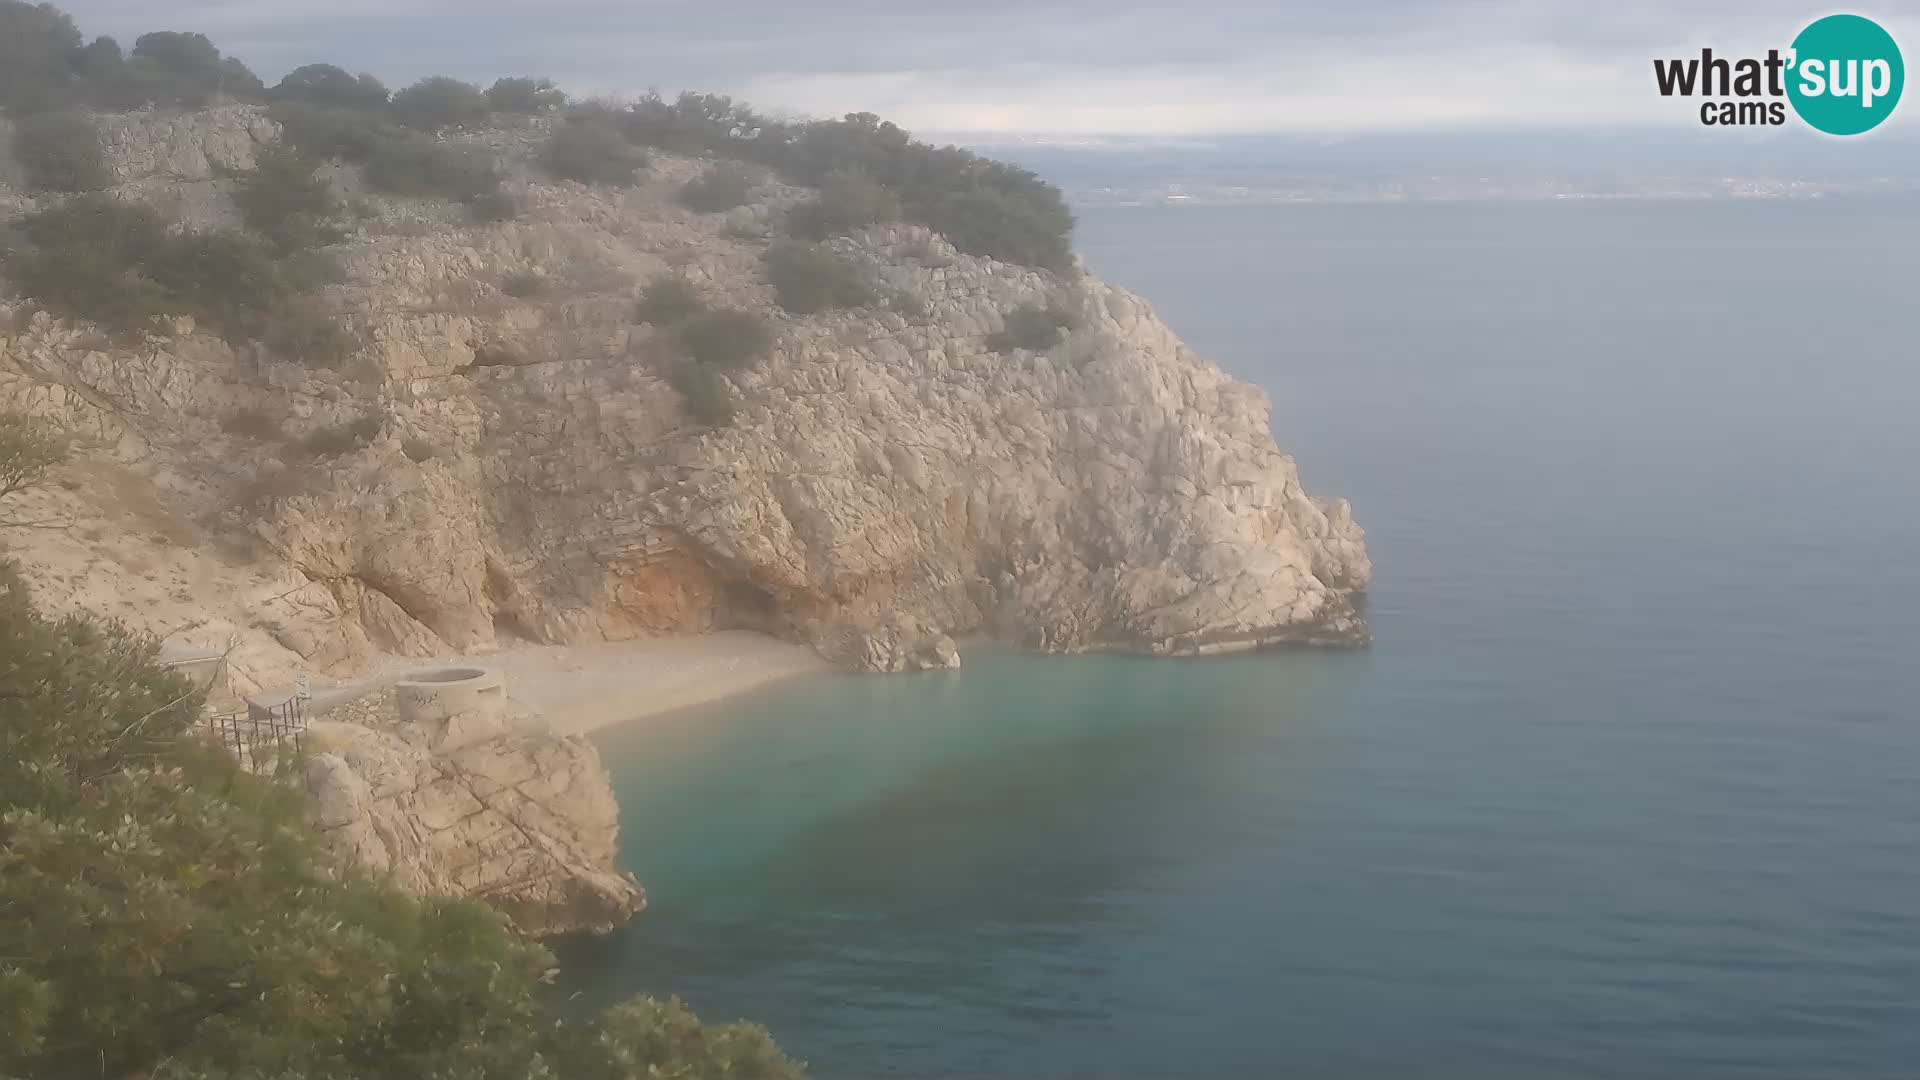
1654, 13, 1904, 134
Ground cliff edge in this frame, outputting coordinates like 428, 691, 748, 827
0, 106, 1369, 686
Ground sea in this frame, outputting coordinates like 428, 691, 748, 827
554, 199, 1920, 1078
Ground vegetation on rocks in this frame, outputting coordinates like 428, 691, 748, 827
679, 307, 772, 370
678, 162, 757, 213
0, 410, 64, 524
487, 76, 567, 114
269, 63, 391, 110
786, 169, 902, 240
263, 299, 355, 369
765, 240, 875, 314
268, 100, 392, 162
0, 506, 805, 1078
233, 143, 345, 254
363, 135, 503, 203
616, 94, 1075, 270
634, 273, 705, 325
987, 300, 1081, 353
670, 364, 738, 426
539, 120, 646, 186
0, 4, 265, 114
10, 109, 109, 192
2, 196, 275, 338
390, 75, 489, 131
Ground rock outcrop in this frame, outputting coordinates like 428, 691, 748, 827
301, 688, 644, 936
0, 103, 1370, 933
0, 107, 1369, 675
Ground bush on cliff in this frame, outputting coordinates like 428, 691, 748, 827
487, 76, 567, 114
269, 100, 393, 163
0, 523, 805, 1080
233, 143, 345, 253
0, 0, 85, 112
1, 196, 174, 331
679, 306, 771, 369
264, 299, 355, 369
611, 95, 1074, 272
270, 63, 390, 109
786, 169, 901, 240
363, 134, 503, 203
1, 195, 340, 343
634, 272, 704, 325
539, 120, 646, 186
670, 363, 738, 426
391, 75, 489, 130
987, 300, 1081, 354
678, 162, 757, 213
123, 31, 264, 106
9, 108, 109, 192
765, 240, 875, 314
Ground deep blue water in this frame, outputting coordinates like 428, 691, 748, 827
559, 200, 1920, 1078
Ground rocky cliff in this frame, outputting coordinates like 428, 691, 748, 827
0, 105, 1368, 927
0, 106, 1368, 685
301, 686, 645, 937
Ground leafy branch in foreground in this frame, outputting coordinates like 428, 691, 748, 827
0, 556, 804, 1079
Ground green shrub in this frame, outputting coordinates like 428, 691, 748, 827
669, 364, 736, 426
391, 75, 488, 130
618, 91, 780, 158
113, 31, 263, 107
278, 248, 346, 292
268, 101, 392, 162
364, 135, 501, 202
269, 63, 388, 108
538, 121, 644, 185
142, 228, 283, 338
0, 1, 84, 112
11, 110, 109, 193
501, 269, 545, 297
0, 195, 320, 343
468, 187, 519, 223
633, 273, 703, 325
486, 76, 566, 114
263, 301, 354, 368
0, 409, 66, 507
612, 96, 1073, 270
787, 170, 901, 240
678, 162, 756, 213
233, 143, 343, 253
764, 240, 875, 314
1, 196, 171, 331
678, 307, 771, 369
986, 300, 1080, 353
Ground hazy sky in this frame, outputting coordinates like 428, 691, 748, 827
48, 0, 1920, 135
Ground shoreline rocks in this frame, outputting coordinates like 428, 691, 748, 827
299, 685, 645, 937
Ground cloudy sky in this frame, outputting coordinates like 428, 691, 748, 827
48, 0, 1920, 135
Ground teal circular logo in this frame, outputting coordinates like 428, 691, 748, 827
1787, 14, 1904, 135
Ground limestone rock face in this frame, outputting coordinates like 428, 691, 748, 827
95, 105, 279, 183
300, 697, 645, 937
0, 106, 1371, 694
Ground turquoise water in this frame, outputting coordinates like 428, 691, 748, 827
558, 201, 1920, 1077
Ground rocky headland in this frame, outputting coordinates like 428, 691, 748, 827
0, 104, 1369, 933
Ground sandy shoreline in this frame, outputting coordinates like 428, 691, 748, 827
310, 631, 832, 735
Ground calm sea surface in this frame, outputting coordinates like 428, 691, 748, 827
557, 200, 1920, 1078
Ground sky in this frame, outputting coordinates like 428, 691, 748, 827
47, 0, 1920, 136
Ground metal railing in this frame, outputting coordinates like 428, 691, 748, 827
195, 690, 310, 772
